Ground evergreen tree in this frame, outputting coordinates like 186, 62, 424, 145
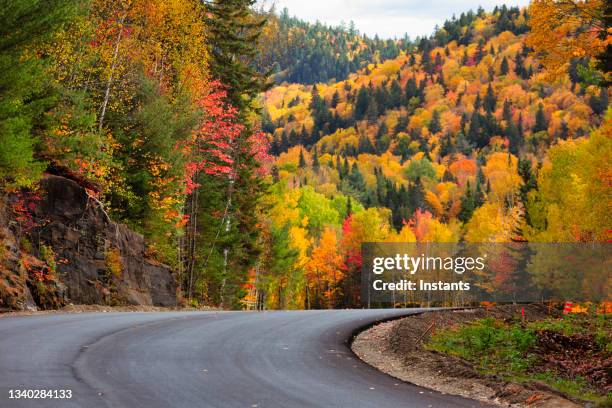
434, 52, 443, 69
288, 128, 298, 145
342, 156, 349, 176
421, 45, 433, 74
203, 0, 272, 306
0, 0, 80, 186
475, 179, 485, 207
204, 0, 270, 115
298, 149, 306, 168
458, 181, 476, 222
442, 168, 456, 182
393, 136, 413, 162
389, 79, 402, 108
346, 197, 352, 218
473, 93, 481, 111
331, 90, 340, 108
365, 100, 379, 124
404, 77, 417, 102
514, 52, 526, 78
375, 124, 390, 153
312, 146, 319, 171
483, 84, 496, 113
559, 120, 569, 140
280, 131, 289, 152
475, 39, 485, 63
534, 103, 547, 133
357, 134, 375, 154
439, 133, 454, 158
500, 56, 509, 75
408, 177, 426, 213
468, 112, 486, 147
309, 84, 330, 134
354, 85, 369, 119
589, 87, 609, 115
347, 163, 366, 191
428, 109, 442, 134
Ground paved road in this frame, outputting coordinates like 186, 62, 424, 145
0, 310, 487, 408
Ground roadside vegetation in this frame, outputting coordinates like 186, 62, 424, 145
426, 306, 611, 406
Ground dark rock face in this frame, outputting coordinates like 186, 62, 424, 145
1, 175, 176, 309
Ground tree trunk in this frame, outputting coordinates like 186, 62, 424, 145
98, 15, 126, 132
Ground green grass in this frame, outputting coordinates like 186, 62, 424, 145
427, 317, 537, 374
426, 314, 611, 405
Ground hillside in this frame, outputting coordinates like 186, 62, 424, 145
255, 7, 410, 84
254, 5, 610, 309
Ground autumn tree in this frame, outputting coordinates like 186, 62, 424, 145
527, 0, 611, 84
307, 228, 344, 308
187, 0, 272, 307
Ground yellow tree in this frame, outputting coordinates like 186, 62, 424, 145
307, 228, 344, 308
464, 202, 523, 242
482, 152, 521, 203
525, 113, 612, 242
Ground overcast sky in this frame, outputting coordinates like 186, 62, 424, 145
263, 0, 530, 39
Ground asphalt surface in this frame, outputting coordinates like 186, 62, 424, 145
0, 309, 488, 408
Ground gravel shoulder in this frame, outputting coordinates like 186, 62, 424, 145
0, 303, 218, 317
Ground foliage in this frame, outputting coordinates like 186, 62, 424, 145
255, 7, 410, 84
2, 1, 610, 310
0, 0, 271, 310
428, 317, 536, 372
0, 0, 82, 187
254, 5, 609, 309
428, 314, 612, 404
526, 0, 610, 85
105, 247, 123, 279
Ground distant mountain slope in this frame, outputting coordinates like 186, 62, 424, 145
255, 7, 411, 84
250, 4, 610, 311
261, 4, 608, 235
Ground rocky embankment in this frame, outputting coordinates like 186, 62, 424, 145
0, 175, 176, 311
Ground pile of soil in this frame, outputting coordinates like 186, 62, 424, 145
352, 305, 585, 408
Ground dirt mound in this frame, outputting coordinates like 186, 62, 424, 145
534, 330, 610, 394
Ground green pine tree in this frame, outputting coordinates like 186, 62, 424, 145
428, 109, 442, 134
534, 103, 548, 133
0, 0, 80, 187
500, 56, 509, 75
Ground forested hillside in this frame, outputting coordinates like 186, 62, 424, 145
254, 4, 610, 309
0, 0, 609, 311
255, 7, 410, 84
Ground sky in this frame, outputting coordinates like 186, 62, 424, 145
264, 0, 531, 39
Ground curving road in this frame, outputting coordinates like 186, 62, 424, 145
0, 310, 487, 407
